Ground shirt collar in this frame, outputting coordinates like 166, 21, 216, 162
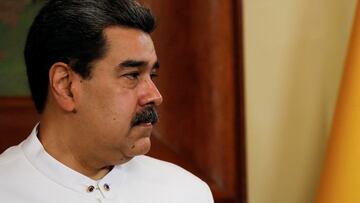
20, 124, 128, 199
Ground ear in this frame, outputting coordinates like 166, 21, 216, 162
49, 62, 76, 112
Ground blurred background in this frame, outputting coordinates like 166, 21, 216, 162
0, 0, 357, 203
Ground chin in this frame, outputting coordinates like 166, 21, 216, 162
124, 137, 152, 158
137, 137, 152, 155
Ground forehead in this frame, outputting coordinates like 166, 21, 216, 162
102, 26, 157, 62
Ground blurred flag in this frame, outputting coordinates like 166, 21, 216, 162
316, 1, 360, 203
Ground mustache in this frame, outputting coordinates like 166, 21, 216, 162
131, 106, 159, 127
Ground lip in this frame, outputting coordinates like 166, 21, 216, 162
139, 122, 153, 128
134, 123, 153, 138
132, 122, 153, 129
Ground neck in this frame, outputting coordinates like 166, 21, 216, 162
38, 112, 112, 180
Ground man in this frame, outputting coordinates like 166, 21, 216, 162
0, 0, 214, 202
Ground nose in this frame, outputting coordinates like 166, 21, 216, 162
138, 77, 163, 107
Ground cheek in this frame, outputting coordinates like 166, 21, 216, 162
108, 90, 139, 122
76, 78, 140, 131
86, 90, 138, 129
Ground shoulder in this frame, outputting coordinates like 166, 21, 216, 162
131, 155, 200, 182
124, 155, 214, 202
0, 143, 32, 178
0, 127, 36, 167
0, 144, 33, 195
0, 145, 24, 167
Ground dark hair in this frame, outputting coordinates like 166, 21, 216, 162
24, 0, 156, 113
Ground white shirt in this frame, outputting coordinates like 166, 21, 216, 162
0, 126, 214, 203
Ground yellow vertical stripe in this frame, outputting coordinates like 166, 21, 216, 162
316, 1, 360, 202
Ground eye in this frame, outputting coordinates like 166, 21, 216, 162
150, 72, 158, 80
150, 69, 159, 80
123, 72, 140, 80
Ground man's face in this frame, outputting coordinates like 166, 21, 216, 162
71, 27, 162, 165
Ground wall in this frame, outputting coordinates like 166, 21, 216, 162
243, 0, 357, 202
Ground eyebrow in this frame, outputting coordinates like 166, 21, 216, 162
119, 59, 160, 69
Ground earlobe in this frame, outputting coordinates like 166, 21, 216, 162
49, 62, 76, 112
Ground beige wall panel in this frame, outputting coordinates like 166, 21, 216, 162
243, 0, 357, 202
